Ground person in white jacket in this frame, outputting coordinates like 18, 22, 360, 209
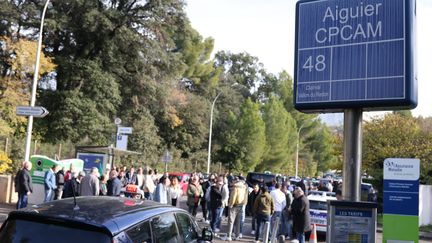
270, 183, 286, 237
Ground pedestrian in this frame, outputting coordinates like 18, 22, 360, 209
54, 167, 66, 200
169, 176, 183, 206
336, 189, 343, 201
118, 170, 128, 187
186, 174, 202, 217
270, 183, 286, 237
136, 168, 144, 189
281, 184, 294, 239
64, 164, 75, 182
200, 175, 212, 223
16, 161, 33, 209
107, 170, 122, 196
209, 176, 223, 231
290, 187, 311, 243
126, 167, 137, 185
227, 176, 248, 241
44, 165, 59, 202
63, 171, 85, 198
143, 169, 156, 200
99, 175, 108, 196
253, 186, 274, 243
248, 183, 261, 235
154, 176, 170, 204
80, 167, 100, 196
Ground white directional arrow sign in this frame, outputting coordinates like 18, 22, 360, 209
16, 106, 49, 118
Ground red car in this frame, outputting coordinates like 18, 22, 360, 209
169, 172, 191, 194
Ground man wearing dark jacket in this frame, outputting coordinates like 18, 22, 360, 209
17, 161, 33, 209
63, 171, 85, 198
290, 187, 310, 243
248, 183, 260, 235
55, 167, 66, 200
209, 179, 223, 231
107, 170, 122, 196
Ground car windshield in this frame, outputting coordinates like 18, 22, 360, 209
247, 173, 275, 187
309, 200, 328, 211
0, 219, 111, 243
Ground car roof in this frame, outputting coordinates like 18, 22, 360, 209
8, 196, 187, 236
307, 191, 337, 201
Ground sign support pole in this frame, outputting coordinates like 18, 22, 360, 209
342, 108, 362, 202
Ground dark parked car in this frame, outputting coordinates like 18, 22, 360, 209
0, 196, 212, 243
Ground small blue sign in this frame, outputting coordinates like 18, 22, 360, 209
335, 209, 372, 218
294, 0, 417, 112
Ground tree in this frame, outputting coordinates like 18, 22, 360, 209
258, 96, 297, 173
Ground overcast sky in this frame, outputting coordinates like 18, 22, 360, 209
185, 0, 432, 119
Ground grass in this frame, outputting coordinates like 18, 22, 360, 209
377, 214, 383, 226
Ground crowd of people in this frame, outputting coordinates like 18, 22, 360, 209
15, 161, 314, 243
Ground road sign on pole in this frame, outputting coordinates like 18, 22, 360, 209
294, 0, 417, 113
117, 126, 133, 134
16, 106, 49, 118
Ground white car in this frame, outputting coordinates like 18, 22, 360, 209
307, 191, 336, 233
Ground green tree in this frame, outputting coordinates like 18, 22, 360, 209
258, 96, 297, 173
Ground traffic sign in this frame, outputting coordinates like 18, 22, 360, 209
117, 126, 133, 134
294, 0, 417, 112
114, 117, 122, 125
162, 150, 172, 163
16, 106, 49, 117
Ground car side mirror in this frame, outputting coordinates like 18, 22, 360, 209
200, 227, 213, 242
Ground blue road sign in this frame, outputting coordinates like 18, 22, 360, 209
294, 0, 417, 112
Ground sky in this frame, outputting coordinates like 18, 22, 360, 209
185, 0, 432, 123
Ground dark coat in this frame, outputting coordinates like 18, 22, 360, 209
56, 170, 65, 188
291, 194, 311, 233
18, 168, 33, 194
107, 177, 122, 196
63, 178, 81, 198
126, 172, 137, 185
209, 185, 223, 209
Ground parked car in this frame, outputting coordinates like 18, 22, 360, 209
246, 172, 276, 188
169, 172, 191, 194
307, 190, 337, 234
0, 196, 212, 243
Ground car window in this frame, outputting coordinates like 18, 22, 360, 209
151, 213, 179, 243
175, 213, 199, 243
0, 219, 111, 243
309, 200, 328, 211
126, 220, 152, 243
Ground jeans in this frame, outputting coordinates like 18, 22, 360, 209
251, 215, 257, 231
17, 193, 28, 209
188, 204, 198, 217
239, 205, 245, 234
297, 232, 305, 243
144, 192, 153, 200
255, 213, 271, 241
211, 207, 223, 230
271, 211, 282, 236
44, 188, 54, 202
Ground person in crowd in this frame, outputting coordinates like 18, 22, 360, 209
107, 170, 122, 196
209, 175, 224, 231
227, 176, 248, 241
169, 176, 183, 206
143, 169, 156, 200
136, 168, 144, 189
80, 167, 100, 196
187, 174, 203, 217
270, 183, 286, 237
152, 169, 160, 184
16, 161, 33, 209
317, 180, 329, 191
64, 164, 76, 182
296, 179, 307, 194
281, 184, 294, 239
44, 164, 59, 202
118, 170, 128, 187
63, 171, 85, 198
253, 186, 274, 243
99, 175, 108, 196
126, 167, 137, 185
290, 187, 310, 243
54, 167, 66, 200
248, 183, 261, 235
154, 176, 170, 204
200, 175, 212, 223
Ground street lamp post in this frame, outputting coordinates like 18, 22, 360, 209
295, 123, 305, 178
206, 92, 221, 174
24, 0, 51, 161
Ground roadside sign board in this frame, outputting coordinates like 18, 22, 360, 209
294, 0, 417, 112
16, 106, 49, 117
162, 150, 172, 163
117, 126, 133, 134
116, 135, 128, 150
383, 158, 419, 243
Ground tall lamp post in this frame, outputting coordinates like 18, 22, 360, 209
24, 0, 51, 161
295, 123, 305, 179
206, 92, 221, 174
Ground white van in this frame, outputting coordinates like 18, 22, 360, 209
307, 191, 336, 233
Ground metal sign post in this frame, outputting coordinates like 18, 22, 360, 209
162, 150, 172, 173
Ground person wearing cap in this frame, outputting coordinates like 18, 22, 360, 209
16, 161, 33, 209
290, 187, 310, 243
